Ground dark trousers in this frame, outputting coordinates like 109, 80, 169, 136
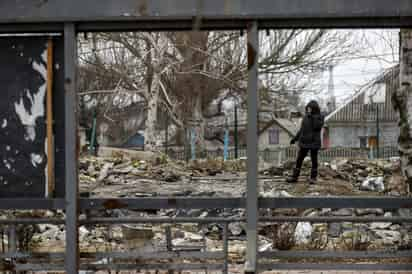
295, 147, 319, 178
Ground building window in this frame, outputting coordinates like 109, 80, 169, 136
268, 129, 279, 145
359, 137, 367, 148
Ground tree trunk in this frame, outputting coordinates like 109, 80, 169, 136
144, 76, 160, 151
394, 29, 412, 192
193, 93, 205, 152
173, 32, 209, 155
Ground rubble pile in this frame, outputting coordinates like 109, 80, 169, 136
78, 154, 412, 255
261, 207, 412, 253
79, 153, 407, 198
79, 155, 248, 197
261, 157, 406, 196
1, 153, 410, 266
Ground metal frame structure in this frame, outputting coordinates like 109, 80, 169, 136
1, 1, 412, 273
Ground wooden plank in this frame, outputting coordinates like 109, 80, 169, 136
46, 38, 55, 197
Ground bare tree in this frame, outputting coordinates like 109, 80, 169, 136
163, 31, 246, 149
79, 32, 182, 151
79, 30, 246, 151
78, 29, 356, 151
259, 30, 356, 109
394, 29, 411, 191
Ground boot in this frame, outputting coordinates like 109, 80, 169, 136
309, 169, 317, 185
286, 168, 300, 183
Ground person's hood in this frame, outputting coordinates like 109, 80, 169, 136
305, 100, 321, 115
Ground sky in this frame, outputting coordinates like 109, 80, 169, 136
223, 29, 400, 114
306, 29, 399, 107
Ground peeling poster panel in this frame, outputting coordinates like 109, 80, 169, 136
0, 36, 65, 198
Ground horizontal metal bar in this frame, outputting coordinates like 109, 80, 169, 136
260, 216, 412, 223
1, 0, 412, 27
80, 217, 243, 224
81, 197, 412, 210
3, 216, 410, 225
80, 197, 244, 210
1, 197, 410, 211
0, 219, 64, 225
75, 17, 412, 31
77, 20, 248, 32
83, 263, 225, 271
0, 253, 64, 259
0, 23, 64, 34
259, 250, 412, 259
0, 251, 223, 260
0, 217, 241, 225
258, 17, 412, 29
258, 263, 412, 271
10, 263, 412, 272
1, 18, 411, 34
14, 263, 225, 271
82, 251, 224, 260
0, 199, 65, 209
259, 197, 412, 209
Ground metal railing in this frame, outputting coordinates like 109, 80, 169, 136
1, 10, 411, 274
168, 146, 399, 163
1, 197, 412, 272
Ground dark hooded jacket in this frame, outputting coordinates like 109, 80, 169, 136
292, 100, 324, 149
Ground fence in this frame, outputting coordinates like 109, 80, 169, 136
3, 13, 412, 274
3, 197, 412, 273
168, 146, 399, 163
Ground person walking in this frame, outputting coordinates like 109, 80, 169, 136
287, 100, 324, 184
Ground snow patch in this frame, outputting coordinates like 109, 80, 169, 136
14, 54, 47, 142
1, 119, 7, 128
31, 153, 43, 167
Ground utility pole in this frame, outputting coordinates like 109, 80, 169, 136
224, 118, 229, 161
234, 104, 239, 159
376, 103, 380, 158
184, 127, 189, 163
165, 114, 169, 156
89, 110, 97, 155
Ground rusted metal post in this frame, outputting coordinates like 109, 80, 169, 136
165, 226, 173, 274
223, 223, 229, 274
46, 38, 55, 197
7, 225, 17, 273
245, 21, 259, 274
64, 23, 79, 274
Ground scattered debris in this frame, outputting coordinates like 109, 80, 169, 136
361, 176, 385, 192
294, 222, 313, 246
2, 153, 410, 266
